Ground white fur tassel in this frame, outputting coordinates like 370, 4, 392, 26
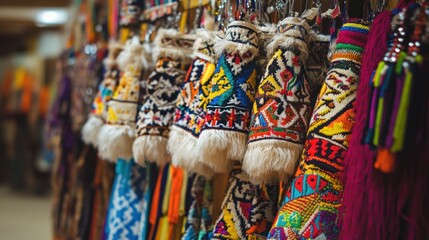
196, 129, 247, 173
133, 136, 170, 167
152, 28, 196, 65
213, 38, 259, 58
266, 34, 310, 64
97, 124, 135, 162
242, 140, 303, 184
167, 126, 215, 179
81, 115, 104, 147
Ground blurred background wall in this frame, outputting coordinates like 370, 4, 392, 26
0, 0, 73, 193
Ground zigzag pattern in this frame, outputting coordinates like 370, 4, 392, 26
136, 58, 186, 137
248, 47, 312, 144
268, 22, 369, 240
106, 159, 147, 240
204, 53, 258, 132
107, 66, 141, 126
173, 57, 216, 136
213, 164, 278, 239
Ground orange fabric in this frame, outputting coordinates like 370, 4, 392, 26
85, 0, 96, 43
149, 166, 165, 240
39, 86, 50, 116
331, 52, 362, 63
21, 71, 32, 113
374, 148, 396, 173
167, 166, 183, 239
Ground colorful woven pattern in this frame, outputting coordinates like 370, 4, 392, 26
106, 51, 142, 127
183, 175, 206, 239
136, 58, 187, 138
173, 56, 216, 137
81, 46, 122, 147
133, 29, 195, 166
212, 163, 279, 239
168, 33, 217, 176
204, 46, 258, 134
91, 68, 120, 118
105, 158, 147, 240
244, 17, 313, 184
97, 42, 144, 162
197, 21, 259, 173
268, 22, 369, 239
248, 49, 310, 143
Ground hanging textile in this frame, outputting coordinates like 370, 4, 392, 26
82, 43, 123, 147
138, 162, 159, 240
168, 30, 217, 177
105, 159, 147, 239
133, 29, 195, 166
268, 21, 369, 239
98, 40, 144, 162
340, 3, 429, 239
212, 163, 279, 239
197, 21, 260, 173
182, 175, 214, 240
243, 17, 313, 184
89, 158, 115, 240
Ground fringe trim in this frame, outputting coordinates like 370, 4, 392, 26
104, 42, 124, 69
132, 135, 171, 167
258, 23, 277, 34
152, 47, 194, 65
266, 34, 310, 63
152, 28, 196, 64
214, 37, 259, 57
214, 21, 259, 57
141, 42, 154, 71
167, 126, 215, 179
117, 40, 145, 72
277, 17, 311, 36
196, 129, 247, 173
193, 30, 217, 63
243, 140, 303, 184
301, 7, 318, 21
81, 115, 104, 147
97, 124, 136, 162
228, 20, 259, 33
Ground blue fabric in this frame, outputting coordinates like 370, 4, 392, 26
105, 158, 147, 240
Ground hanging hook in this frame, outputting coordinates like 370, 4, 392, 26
275, 0, 288, 20
313, 0, 322, 33
288, 0, 295, 16
194, 0, 204, 29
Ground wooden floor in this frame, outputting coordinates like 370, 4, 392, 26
0, 185, 52, 240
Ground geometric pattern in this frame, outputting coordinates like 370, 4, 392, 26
212, 163, 279, 239
105, 158, 147, 240
248, 47, 312, 144
91, 68, 120, 120
268, 22, 369, 239
269, 174, 342, 239
136, 58, 187, 138
174, 56, 216, 137
204, 53, 258, 133
106, 65, 142, 127
203, 22, 259, 133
